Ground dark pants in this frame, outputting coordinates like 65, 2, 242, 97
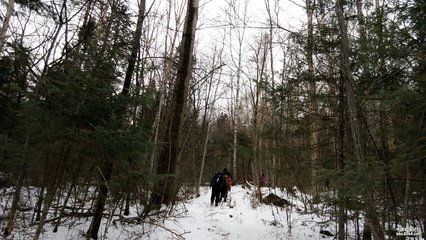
221, 188, 228, 201
211, 186, 221, 206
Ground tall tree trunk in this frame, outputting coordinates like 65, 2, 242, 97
335, 0, 363, 164
335, 0, 384, 239
33, 185, 57, 240
86, 161, 113, 239
355, 0, 371, 79
337, 66, 346, 240
232, 51, 241, 182
228, 0, 248, 182
32, 186, 45, 222
197, 122, 212, 196
306, 0, 319, 195
402, 159, 410, 227
265, 0, 277, 187
148, 0, 199, 207
4, 163, 25, 236
150, 0, 181, 176
85, 1, 147, 235
4, 131, 29, 237
34, 146, 70, 240
0, 0, 15, 52
197, 42, 223, 194
53, 182, 76, 232
335, 0, 361, 238
122, 0, 146, 95
250, 35, 267, 187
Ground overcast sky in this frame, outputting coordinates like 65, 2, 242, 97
198, 0, 305, 32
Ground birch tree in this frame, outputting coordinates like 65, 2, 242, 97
227, 0, 248, 182
196, 42, 224, 195
246, 33, 268, 189
264, 0, 279, 187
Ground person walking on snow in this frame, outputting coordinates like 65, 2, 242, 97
221, 168, 232, 201
210, 171, 224, 206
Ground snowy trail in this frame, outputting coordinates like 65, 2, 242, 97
150, 185, 329, 240
3, 185, 336, 239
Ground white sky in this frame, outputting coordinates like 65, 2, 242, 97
193, 0, 307, 115
196, 0, 306, 46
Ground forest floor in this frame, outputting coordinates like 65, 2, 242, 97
0, 184, 367, 239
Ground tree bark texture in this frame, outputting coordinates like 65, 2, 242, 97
306, 0, 319, 194
197, 122, 211, 195
335, 0, 364, 164
149, 0, 199, 206
335, 0, 384, 239
337, 65, 346, 240
0, 0, 15, 52
122, 0, 146, 95
4, 131, 29, 237
86, 161, 113, 240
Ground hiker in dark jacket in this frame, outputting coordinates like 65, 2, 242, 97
221, 168, 233, 201
222, 168, 232, 179
210, 171, 224, 206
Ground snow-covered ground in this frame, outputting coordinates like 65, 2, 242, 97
3, 184, 422, 240
144, 185, 335, 240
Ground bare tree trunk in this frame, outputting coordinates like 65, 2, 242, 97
335, 0, 384, 239
149, 0, 181, 176
335, 0, 363, 164
232, 98, 238, 181
118, 0, 146, 216
197, 122, 212, 195
41, 0, 68, 74
196, 41, 223, 195
335, 0, 361, 238
228, 0, 248, 182
355, 0, 371, 79
32, 186, 45, 222
337, 67, 346, 240
149, 88, 164, 174
402, 159, 410, 227
121, 0, 146, 95
148, 0, 199, 207
232, 61, 240, 182
4, 131, 29, 237
96, 0, 113, 55
33, 185, 57, 240
265, 0, 278, 187
4, 164, 25, 236
86, 161, 113, 239
306, 0, 319, 194
34, 146, 70, 240
0, 0, 15, 52
247, 32, 268, 188
53, 182, 76, 232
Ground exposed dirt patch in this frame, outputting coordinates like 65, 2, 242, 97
261, 193, 291, 207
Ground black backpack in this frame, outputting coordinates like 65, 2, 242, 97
211, 172, 224, 187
